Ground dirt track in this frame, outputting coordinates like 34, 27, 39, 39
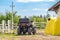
0, 30, 60, 40
0, 35, 60, 40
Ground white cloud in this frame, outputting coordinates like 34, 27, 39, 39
32, 8, 41, 10
49, 0, 54, 1
32, 8, 48, 11
22, 9, 27, 12
19, 9, 28, 12
16, 0, 55, 2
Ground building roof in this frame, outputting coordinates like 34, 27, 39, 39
48, 1, 60, 11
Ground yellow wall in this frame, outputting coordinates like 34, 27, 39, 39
54, 18, 60, 35
45, 18, 55, 35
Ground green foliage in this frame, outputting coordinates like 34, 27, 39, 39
29, 14, 50, 29
43, 16, 47, 22
0, 14, 6, 23
13, 15, 20, 24
30, 15, 44, 22
46, 13, 51, 18
6, 12, 12, 22
0, 12, 51, 29
0, 12, 21, 24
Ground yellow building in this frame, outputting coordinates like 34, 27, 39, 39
45, 1, 60, 35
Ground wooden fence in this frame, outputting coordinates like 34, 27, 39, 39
0, 20, 17, 34
0, 20, 46, 34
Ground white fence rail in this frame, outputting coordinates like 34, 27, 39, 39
0, 20, 46, 34
34, 22, 46, 29
0, 20, 17, 34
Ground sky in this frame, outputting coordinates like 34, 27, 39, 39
0, 0, 59, 17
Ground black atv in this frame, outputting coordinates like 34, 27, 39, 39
17, 18, 36, 35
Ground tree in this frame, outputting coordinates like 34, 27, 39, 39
43, 15, 47, 22
6, 11, 21, 24
40, 15, 42, 18
0, 12, 21, 24
5, 12, 12, 23
46, 14, 51, 18
30, 16, 44, 22
0, 14, 6, 23
24, 16, 27, 18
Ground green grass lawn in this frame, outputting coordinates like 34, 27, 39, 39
0, 33, 17, 38
0, 33, 36, 38
0, 29, 41, 38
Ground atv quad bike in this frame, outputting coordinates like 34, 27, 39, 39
17, 18, 36, 35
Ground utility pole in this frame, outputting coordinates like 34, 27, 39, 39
10, 1, 15, 29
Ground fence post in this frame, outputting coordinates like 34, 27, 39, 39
8, 20, 11, 33
2, 20, 5, 34
33, 18, 36, 27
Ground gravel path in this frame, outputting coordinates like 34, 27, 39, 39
0, 35, 60, 40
